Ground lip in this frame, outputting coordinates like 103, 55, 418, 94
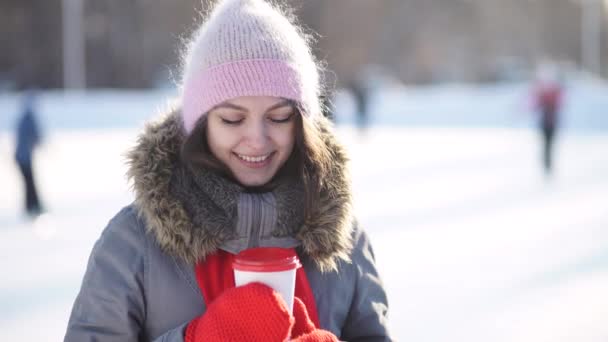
234, 152, 274, 169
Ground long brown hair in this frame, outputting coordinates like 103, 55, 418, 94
180, 107, 333, 220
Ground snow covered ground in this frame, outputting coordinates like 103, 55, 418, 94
0, 82, 607, 341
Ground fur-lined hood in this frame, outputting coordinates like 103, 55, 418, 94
126, 109, 353, 272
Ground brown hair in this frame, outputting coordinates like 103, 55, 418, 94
180, 107, 333, 220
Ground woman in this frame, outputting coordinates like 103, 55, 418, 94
65, 0, 390, 341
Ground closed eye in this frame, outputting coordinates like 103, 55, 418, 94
221, 118, 244, 125
269, 113, 294, 123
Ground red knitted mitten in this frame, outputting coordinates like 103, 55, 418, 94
185, 282, 294, 342
291, 297, 339, 342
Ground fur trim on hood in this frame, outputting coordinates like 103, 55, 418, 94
126, 109, 353, 272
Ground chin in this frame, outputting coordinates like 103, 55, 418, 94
236, 175, 272, 188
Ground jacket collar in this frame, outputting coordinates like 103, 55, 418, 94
126, 109, 353, 272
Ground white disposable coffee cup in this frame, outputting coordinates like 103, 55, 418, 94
233, 247, 301, 313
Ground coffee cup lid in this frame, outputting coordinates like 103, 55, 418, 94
233, 247, 302, 272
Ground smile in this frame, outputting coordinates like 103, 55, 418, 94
235, 153, 272, 163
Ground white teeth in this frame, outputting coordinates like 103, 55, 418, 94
237, 153, 271, 163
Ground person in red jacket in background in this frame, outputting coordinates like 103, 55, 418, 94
532, 63, 564, 176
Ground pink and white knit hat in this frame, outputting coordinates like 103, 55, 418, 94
180, 0, 322, 133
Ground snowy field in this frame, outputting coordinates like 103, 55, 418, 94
0, 82, 607, 341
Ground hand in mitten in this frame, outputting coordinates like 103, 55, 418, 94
291, 297, 339, 342
185, 282, 293, 342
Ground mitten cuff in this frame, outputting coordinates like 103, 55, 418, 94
184, 316, 200, 342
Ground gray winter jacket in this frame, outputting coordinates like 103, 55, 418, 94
64, 111, 391, 341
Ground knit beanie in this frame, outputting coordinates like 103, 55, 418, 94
180, 0, 322, 133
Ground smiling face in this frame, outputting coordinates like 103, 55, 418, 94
205, 96, 297, 187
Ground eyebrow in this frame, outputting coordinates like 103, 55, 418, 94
211, 99, 293, 112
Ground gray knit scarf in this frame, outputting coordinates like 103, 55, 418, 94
169, 159, 306, 254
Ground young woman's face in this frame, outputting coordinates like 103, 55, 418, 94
206, 96, 297, 187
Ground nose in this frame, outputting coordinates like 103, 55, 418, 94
244, 120, 268, 150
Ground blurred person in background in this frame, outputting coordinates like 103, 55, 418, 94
532, 62, 563, 176
347, 76, 370, 136
14, 89, 43, 217
64, 0, 390, 341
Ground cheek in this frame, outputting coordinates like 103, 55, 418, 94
207, 127, 233, 157
274, 127, 296, 152
275, 134, 295, 154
